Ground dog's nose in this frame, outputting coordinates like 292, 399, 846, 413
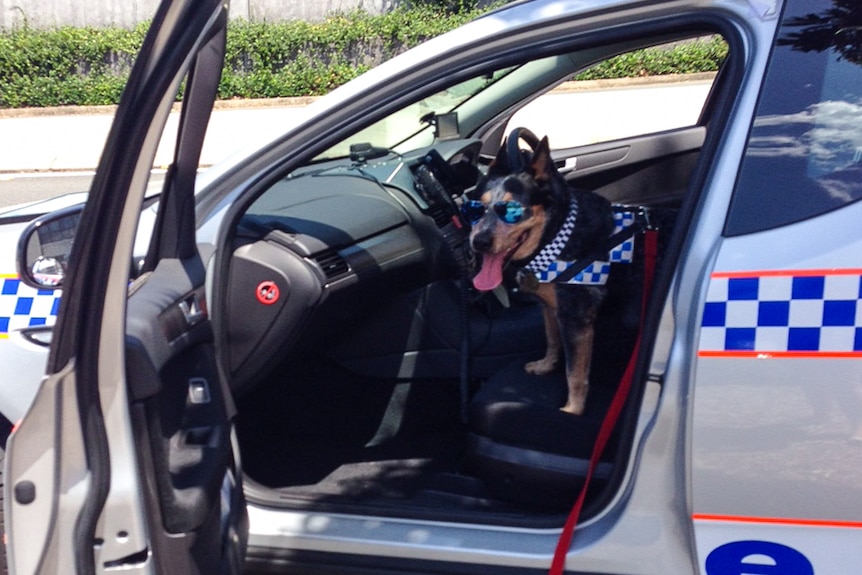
471, 230, 493, 253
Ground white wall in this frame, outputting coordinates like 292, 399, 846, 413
0, 0, 397, 29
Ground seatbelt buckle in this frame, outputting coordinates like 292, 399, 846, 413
637, 206, 656, 231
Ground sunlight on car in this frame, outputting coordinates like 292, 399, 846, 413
5, 1, 862, 574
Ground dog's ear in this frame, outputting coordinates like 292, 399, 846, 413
529, 136, 556, 182
487, 140, 511, 176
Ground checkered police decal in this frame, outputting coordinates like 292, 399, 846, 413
0, 274, 62, 338
699, 270, 862, 358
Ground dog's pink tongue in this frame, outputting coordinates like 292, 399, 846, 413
473, 251, 506, 291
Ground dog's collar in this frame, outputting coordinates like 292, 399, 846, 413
524, 198, 579, 275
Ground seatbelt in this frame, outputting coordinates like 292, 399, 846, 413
549, 227, 658, 575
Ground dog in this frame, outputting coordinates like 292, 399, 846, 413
465, 131, 614, 415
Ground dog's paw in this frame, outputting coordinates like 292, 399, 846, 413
525, 358, 557, 375
560, 401, 586, 416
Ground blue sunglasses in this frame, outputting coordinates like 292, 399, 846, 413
462, 199, 530, 225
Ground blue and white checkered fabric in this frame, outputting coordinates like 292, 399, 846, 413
525, 199, 579, 275
532, 210, 636, 285
699, 271, 862, 356
536, 260, 612, 284
609, 211, 635, 263
0, 275, 62, 338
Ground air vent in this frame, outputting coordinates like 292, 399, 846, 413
426, 204, 451, 228
313, 250, 350, 279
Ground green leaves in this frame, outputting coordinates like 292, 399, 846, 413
0, 23, 143, 107
575, 36, 728, 81
0, 11, 726, 109
0, 7, 478, 108
218, 6, 481, 98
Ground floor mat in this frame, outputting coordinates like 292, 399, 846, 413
236, 360, 469, 506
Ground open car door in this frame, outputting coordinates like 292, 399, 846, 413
4, 0, 246, 573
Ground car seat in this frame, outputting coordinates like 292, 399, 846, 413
464, 353, 625, 510
463, 257, 645, 510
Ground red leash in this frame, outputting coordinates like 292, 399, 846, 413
549, 228, 658, 575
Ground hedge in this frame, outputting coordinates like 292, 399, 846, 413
575, 36, 727, 80
0, 8, 726, 109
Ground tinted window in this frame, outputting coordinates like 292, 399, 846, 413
725, 0, 862, 236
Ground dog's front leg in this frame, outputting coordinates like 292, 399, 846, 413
526, 302, 562, 375
561, 322, 595, 415
557, 286, 605, 415
523, 282, 561, 375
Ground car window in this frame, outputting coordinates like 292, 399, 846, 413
725, 0, 862, 236
313, 67, 518, 161
507, 38, 719, 149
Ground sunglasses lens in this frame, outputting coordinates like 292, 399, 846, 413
462, 200, 486, 223
462, 200, 528, 224
494, 201, 526, 224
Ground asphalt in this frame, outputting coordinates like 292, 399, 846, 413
0, 74, 715, 174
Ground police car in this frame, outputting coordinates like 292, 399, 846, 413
2, 0, 861, 573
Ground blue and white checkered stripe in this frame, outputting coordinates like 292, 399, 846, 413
534, 210, 636, 285
0, 275, 62, 338
525, 199, 579, 274
609, 211, 635, 263
699, 270, 862, 357
536, 260, 612, 284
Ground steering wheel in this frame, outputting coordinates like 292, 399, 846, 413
505, 127, 541, 173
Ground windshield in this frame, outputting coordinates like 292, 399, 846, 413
313, 67, 517, 161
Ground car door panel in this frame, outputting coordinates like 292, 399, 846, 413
560, 126, 706, 205
3, 0, 242, 573
125, 256, 231, 536
4, 361, 92, 575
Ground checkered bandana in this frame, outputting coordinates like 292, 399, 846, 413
525, 199, 579, 275
699, 271, 862, 357
526, 207, 636, 285
0, 275, 61, 338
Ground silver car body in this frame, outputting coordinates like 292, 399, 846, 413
4, 0, 862, 573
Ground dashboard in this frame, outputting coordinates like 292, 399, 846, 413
224, 139, 483, 392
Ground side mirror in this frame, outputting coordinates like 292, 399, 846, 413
17, 205, 83, 289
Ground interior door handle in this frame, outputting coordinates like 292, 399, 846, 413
558, 157, 577, 174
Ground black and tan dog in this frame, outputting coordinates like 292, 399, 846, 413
465, 131, 614, 415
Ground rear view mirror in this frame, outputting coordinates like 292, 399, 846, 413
17, 205, 83, 289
